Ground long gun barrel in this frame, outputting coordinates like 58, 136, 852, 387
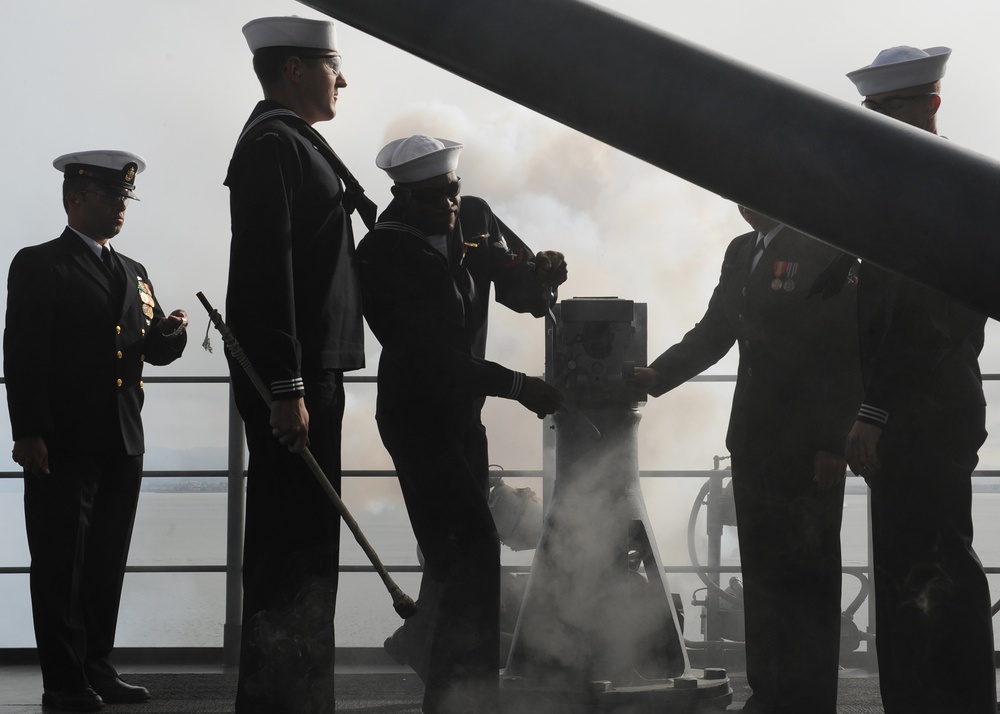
297, 0, 1000, 318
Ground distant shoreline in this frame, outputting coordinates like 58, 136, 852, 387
141, 479, 228, 493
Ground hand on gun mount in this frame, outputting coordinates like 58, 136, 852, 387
630, 366, 662, 391
533, 250, 568, 287
517, 376, 563, 419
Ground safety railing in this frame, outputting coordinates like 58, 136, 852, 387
2, 374, 999, 668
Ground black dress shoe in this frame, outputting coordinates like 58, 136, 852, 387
90, 677, 151, 704
41, 686, 104, 712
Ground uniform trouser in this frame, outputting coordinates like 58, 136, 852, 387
232, 370, 344, 714
388, 414, 492, 682
378, 409, 500, 714
730, 451, 844, 714
23, 449, 142, 691
870, 405, 995, 714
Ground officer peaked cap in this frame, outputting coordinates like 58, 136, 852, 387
53, 149, 146, 197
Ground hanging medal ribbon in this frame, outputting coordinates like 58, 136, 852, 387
461, 232, 488, 263
770, 260, 799, 291
137, 277, 156, 319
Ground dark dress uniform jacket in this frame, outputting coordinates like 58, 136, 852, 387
458, 196, 550, 360
225, 100, 364, 395
856, 263, 986, 421
649, 227, 860, 461
357, 199, 521, 423
5, 228, 185, 455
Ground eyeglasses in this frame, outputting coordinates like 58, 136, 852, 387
78, 190, 137, 206
405, 178, 462, 204
300, 54, 343, 75
861, 92, 938, 115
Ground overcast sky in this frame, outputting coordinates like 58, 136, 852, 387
3, 0, 1000, 520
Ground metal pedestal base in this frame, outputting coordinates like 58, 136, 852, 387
501, 668, 733, 713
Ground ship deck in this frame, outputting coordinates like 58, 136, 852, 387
0, 656, 941, 713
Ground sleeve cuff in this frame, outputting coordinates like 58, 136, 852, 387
271, 377, 306, 399
504, 372, 525, 400
857, 403, 889, 427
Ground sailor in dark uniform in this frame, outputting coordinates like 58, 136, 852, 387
224, 16, 375, 714
844, 46, 996, 714
633, 206, 861, 714
381, 140, 568, 679
4, 150, 188, 712
357, 135, 562, 714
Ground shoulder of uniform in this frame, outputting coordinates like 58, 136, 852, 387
119, 253, 147, 275
14, 236, 64, 262
777, 226, 841, 261
726, 231, 756, 253
358, 226, 415, 256
358, 227, 397, 248
460, 195, 488, 212
244, 122, 297, 151
233, 115, 304, 159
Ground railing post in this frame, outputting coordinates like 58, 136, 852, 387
542, 315, 557, 513
222, 385, 246, 667
705, 470, 726, 653
866, 485, 876, 661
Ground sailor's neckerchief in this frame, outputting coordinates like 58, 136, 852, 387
236, 106, 376, 229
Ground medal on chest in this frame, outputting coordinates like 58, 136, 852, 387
137, 277, 156, 319
770, 260, 799, 291
461, 232, 488, 263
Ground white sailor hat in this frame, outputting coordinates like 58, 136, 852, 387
376, 135, 463, 184
53, 150, 146, 198
847, 46, 951, 96
242, 16, 338, 53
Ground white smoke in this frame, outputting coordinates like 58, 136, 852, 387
353, 103, 744, 579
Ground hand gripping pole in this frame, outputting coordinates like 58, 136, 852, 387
196, 291, 417, 619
